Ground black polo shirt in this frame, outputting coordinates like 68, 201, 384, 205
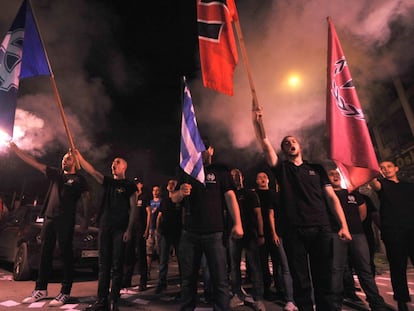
178, 163, 235, 234
271, 160, 331, 229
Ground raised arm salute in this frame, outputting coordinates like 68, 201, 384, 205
251, 104, 351, 311
8, 142, 90, 308
74, 150, 138, 311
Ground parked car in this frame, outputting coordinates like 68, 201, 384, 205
0, 204, 99, 281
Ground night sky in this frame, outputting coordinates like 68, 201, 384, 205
1, 0, 414, 205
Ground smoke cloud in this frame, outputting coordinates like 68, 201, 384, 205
192, 0, 414, 166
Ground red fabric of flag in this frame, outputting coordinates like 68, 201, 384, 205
326, 17, 379, 191
197, 0, 238, 96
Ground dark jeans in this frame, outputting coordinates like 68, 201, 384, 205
229, 237, 263, 300
158, 233, 181, 287
382, 226, 414, 303
179, 230, 230, 311
283, 225, 333, 311
332, 233, 386, 311
36, 216, 74, 295
122, 229, 148, 288
97, 227, 126, 302
258, 236, 280, 291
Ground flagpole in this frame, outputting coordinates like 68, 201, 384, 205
231, 4, 266, 139
27, 0, 80, 168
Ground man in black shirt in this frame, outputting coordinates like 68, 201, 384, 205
328, 169, 387, 311
229, 168, 266, 311
75, 151, 138, 311
171, 143, 243, 311
252, 106, 351, 311
370, 161, 414, 311
9, 142, 90, 307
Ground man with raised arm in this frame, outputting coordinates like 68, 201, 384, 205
9, 142, 90, 308
74, 150, 138, 311
252, 106, 351, 311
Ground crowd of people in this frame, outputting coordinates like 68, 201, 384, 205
3, 103, 413, 311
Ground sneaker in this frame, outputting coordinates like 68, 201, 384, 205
22, 290, 48, 304
84, 300, 108, 311
230, 294, 244, 308
284, 301, 298, 311
49, 293, 70, 307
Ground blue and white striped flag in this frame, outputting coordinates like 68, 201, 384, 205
180, 80, 206, 184
0, 0, 51, 139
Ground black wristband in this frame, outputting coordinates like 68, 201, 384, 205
258, 234, 264, 238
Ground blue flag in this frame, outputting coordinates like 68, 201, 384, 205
0, 0, 50, 139
180, 80, 206, 184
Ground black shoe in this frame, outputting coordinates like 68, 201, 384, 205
84, 300, 108, 311
138, 284, 147, 292
109, 301, 119, 311
398, 301, 409, 311
155, 284, 166, 294
344, 293, 364, 304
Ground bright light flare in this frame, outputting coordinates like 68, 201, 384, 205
288, 74, 301, 89
0, 129, 12, 148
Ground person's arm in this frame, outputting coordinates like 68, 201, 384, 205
268, 208, 281, 246
156, 211, 162, 233
369, 177, 382, 192
79, 191, 91, 233
358, 202, 367, 222
224, 190, 243, 239
123, 192, 138, 242
254, 207, 265, 246
8, 142, 47, 174
72, 150, 104, 184
144, 205, 151, 239
252, 105, 278, 167
324, 186, 352, 240
171, 183, 191, 203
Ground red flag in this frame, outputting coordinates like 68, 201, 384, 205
197, 0, 238, 96
326, 17, 379, 191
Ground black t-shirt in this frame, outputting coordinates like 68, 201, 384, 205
233, 188, 260, 239
271, 161, 331, 229
98, 177, 137, 230
136, 192, 150, 234
178, 163, 235, 234
377, 178, 414, 229
254, 188, 277, 237
332, 189, 364, 234
43, 167, 89, 220
158, 197, 182, 237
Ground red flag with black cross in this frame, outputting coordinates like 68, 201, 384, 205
197, 0, 238, 96
326, 16, 380, 191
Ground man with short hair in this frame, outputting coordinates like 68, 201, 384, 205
75, 151, 138, 311
172, 143, 243, 311
9, 142, 90, 307
328, 169, 387, 311
252, 106, 351, 311
370, 161, 414, 311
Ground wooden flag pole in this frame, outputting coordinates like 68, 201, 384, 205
232, 9, 267, 140
28, 0, 80, 168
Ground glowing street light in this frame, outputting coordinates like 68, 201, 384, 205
288, 74, 301, 89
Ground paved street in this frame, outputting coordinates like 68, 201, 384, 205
0, 253, 413, 311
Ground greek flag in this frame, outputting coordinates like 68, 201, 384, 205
180, 80, 206, 184
0, 0, 50, 139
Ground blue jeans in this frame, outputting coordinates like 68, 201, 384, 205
283, 225, 333, 311
229, 237, 263, 300
276, 239, 295, 302
179, 230, 230, 311
158, 233, 180, 287
332, 233, 386, 310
